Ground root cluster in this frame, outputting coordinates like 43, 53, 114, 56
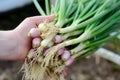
22, 22, 67, 80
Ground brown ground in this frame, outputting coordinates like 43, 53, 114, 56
0, 1, 120, 80
0, 57, 120, 80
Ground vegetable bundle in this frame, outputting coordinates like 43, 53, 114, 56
22, 0, 120, 80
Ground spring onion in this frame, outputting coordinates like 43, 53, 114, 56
21, 0, 120, 80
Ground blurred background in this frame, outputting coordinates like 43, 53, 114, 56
0, 0, 120, 80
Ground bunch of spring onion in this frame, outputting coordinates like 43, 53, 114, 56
21, 0, 120, 80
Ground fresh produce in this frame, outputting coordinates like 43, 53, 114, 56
21, 0, 120, 80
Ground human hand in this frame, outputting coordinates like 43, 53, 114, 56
12, 15, 55, 60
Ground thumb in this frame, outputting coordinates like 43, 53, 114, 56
30, 14, 55, 25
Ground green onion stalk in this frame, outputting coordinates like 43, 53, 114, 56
21, 0, 120, 80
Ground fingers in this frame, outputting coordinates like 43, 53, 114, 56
15, 15, 55, 38
39, 14, 55, 22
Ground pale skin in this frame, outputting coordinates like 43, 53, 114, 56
0, 15, 55, 61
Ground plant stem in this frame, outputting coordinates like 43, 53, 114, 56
61, 30, 83, 40
33, 0, 46, 16
60, 1, 120, 33
45, 0, 50, 15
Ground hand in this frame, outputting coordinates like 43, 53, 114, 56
13, 15, 55, 60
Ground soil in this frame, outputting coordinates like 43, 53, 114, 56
0, 1, 120, 80
0, 58, 120, 80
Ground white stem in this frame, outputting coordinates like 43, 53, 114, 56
62, 30, 82, 40
64, 31, 91, 46
60, 20, 80, 33
55, 20, 66, 28
94, 48, 120, 65
41, 34, 55, 47
71, 43, 86, 53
